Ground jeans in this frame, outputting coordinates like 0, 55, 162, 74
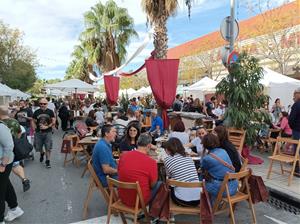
149, 181, 162, 205
292, 130, 300, 141
0, 163, 18, 222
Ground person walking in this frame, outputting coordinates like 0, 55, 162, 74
0, 118, 24, 223
0, 106, 31, 192
32, 98, 56, 168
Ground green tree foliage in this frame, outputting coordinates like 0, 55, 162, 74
65, 0, 137, 81
2, 60, 36, 91
0, 20, 37, 91
216, 52, 270, 145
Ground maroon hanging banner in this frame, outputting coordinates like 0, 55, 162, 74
146, 59, 179, 129
104, 75, 120, 105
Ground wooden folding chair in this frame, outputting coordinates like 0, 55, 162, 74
259, 128, 281, 153
227, 128, 248, 171
213, 169, 256, 224
82, 160, 110, 219
267, 137, 300, 186
106, 177, 149, 224
63, 134, 85, 167
142, 115, 152, 128
166, 179, 202, 224
228, 128, 245, 153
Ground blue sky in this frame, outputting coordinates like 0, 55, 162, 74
0, 0, 291, 80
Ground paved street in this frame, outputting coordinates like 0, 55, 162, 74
7, 129, 300, 224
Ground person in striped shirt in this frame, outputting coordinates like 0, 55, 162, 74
164, 138, 201, 207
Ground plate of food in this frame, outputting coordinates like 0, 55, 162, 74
91, 137, 99, 141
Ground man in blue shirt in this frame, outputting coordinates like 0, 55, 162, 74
92, 124, 118, 187
149, 109, 164, 135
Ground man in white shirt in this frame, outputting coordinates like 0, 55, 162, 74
46, 98, 56, 113
82, 99, 94, 116
184, 127, 207, 157
95, 108, 104, 125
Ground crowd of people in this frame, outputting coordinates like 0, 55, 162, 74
0, 86, 300, 223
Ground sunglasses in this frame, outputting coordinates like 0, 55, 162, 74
40, 103, 47, 105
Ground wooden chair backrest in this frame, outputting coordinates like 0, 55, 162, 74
144, 116, 151, 126
106, 176, 148, 216
167, 179, 203, 188
213, 169, 251, 212
273, 137, 300, 157
87, 160, 109, 203
228, 128, 245, 153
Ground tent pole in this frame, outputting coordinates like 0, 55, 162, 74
75, 88, 78, 116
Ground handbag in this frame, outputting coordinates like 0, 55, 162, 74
200, 181, 213, 224
149, 183, 170, 220
248, 174, 269, 204
13, 133, 33, 161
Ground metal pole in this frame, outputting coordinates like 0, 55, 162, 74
230, 0, 235, 52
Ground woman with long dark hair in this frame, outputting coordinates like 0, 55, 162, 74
164, 138, 201, 207
119, 122, 141, 152
213, 126, 242, 172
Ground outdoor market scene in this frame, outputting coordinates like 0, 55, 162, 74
1, 0, 300, 223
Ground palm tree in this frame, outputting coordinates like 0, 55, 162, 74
65, 42, 91, 83
141, 0, 192, 59
81, 0, 137, 72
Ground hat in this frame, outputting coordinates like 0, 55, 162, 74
151, 109, 157, 114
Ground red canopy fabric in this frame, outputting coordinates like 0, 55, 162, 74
104, 76, 120, 105
146, 59, 179, 129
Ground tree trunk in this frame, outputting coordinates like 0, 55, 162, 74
153, 14, 168, 59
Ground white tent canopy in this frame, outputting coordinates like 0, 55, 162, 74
131, 86, 152, 98
184, 77, 219, 100
0, 83, 14, 96
119, 88, 136, 97
0, 83, 30, 100
260, 67, 300, 109
188, 77, 219, 91
45, 79, 98, 92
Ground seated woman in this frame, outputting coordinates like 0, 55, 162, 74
274, 112, 292, 138
213, 126, 242, 172
164, 138, 201, 207
201, 133, 238, 203
168, 120, 189, 145
85, 110, 98, 127
119, 122, 140, 152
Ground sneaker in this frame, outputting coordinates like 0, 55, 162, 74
22, 179, 30, 192
4, 206, 24, 222
39, 153, 44, 163
45, 160, 51, 168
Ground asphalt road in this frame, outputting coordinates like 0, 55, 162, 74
7, 129, 300, 224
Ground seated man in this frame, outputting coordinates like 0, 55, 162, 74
118, 134, 161, 207
149, 109, 164, 136
92, 124, 118, 187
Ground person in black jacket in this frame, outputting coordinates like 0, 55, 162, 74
288, 87, 300, 174
213, 125, 242, 172
58, 102, 70, 131
289, 87, 300, 140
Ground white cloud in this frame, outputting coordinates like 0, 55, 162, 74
2, 0, 289, 80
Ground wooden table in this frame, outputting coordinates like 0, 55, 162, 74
78, 136, 100, 146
